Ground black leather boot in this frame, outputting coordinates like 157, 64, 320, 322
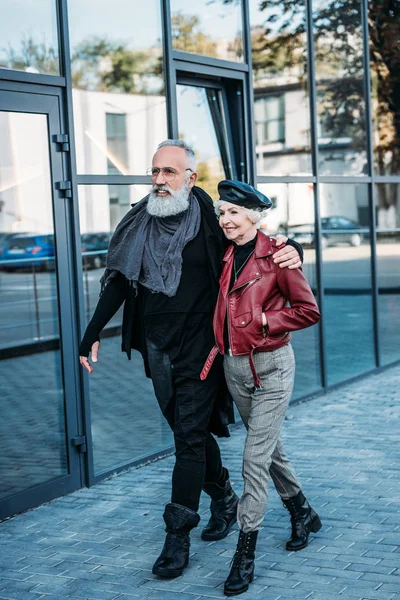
201, 480, 239, 541
282, 490, 322, 551
224, 530, 258, 596
152, 503, 200, 578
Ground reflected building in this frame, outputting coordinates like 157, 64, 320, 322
0, 0, 399, 521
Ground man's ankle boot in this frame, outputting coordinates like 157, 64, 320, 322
282, 490, 322, 551
224, 530, 258, 596
201, 480, 239, 541
152, 503, 200, 578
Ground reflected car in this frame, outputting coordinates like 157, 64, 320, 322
0, 233, 55, 271
81, 232, 111, 270
286, 217, 363, 248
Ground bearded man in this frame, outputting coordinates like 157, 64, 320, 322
79, 139, 302, 579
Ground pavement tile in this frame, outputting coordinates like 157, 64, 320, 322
1, 366, 400, 600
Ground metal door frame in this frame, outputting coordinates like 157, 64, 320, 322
0, 84, 84, 521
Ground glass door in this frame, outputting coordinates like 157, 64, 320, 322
0, 89, 82, 519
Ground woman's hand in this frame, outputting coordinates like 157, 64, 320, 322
79, 341, 100, 374
262, 312, 267, 327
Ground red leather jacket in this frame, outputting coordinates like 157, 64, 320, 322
201, 231, 320, 387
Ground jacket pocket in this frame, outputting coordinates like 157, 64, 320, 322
233, 312, 253, 328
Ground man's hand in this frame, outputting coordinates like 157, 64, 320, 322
273, 235, 302, 270
79, 341, 100, 374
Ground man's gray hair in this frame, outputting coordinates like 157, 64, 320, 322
157, 139, 197, 171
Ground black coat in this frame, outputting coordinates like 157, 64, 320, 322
80, 186, 234, 437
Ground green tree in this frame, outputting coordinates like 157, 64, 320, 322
71, 37, 163, 95
171, 13, 218, 56
246, 0, 399, 212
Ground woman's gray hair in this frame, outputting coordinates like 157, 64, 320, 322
214, 200, 269, 227
157, 139, 197, 171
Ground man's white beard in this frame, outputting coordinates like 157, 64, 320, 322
147, 181, 190, 217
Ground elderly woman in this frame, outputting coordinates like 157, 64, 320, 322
201, 180, 322, 597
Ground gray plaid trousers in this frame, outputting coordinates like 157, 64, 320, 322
224, 344, 301, 532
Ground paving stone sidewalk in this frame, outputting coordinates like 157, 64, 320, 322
1, 365, 399, 600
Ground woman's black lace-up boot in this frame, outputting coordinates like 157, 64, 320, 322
152, 503, 200, 578
224, 530, 258, 596
282, 490, 322, 551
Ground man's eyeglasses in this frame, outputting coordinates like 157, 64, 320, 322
146, 167, 193, 182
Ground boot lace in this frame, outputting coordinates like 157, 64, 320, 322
230, 534, 250, 569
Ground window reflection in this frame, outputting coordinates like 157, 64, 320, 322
177, 85, 226, 199
0, 111, 67, 498
375, 184, 400, 364
0, 0, 59, 75
369, 3, 400, 176
170, 0, 243, 62
313, 0, 367, 175
320, 184, 375, 384
78, 185, 172, 474
258, 183, 321, 399
68, 0, 167, 175
249, 0, 312, 176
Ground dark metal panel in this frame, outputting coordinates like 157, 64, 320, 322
0, 68, 66, 87
205, 88, 233, 179
47, 93, 83, 489
162, 0, 178, 138
57, 0, 95, 486
172, 50, 249, 72
361, 0, 380, 367
306, 0, 327, 390
242, 0, 257, 185
0, 476, 76, 522
76, 175, 152, 186
177, 76, 224, 89
174, 60, 247, 80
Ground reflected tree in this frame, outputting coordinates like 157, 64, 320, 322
196, 160, 222, 199
1, 35, 58, 74
245, 0, 399, 221
368, 0, 400, 179
171, 13, 218, 56
71, 37, 163, 95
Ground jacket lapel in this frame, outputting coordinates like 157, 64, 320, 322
230, 232, 274, 293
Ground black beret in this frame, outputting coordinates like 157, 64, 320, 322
218, 180, 272, 210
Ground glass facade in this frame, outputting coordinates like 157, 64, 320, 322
249, 0, 312, 176
369, 2, 400, 176
258, 183, 322, 398
68, 0, 168, 175
0, 0, 399, 520
0, 110, 67, 499
375, 183, 400, 365
170, 0, 244, 62
314, 0, 367, 175
0, 0, 59, 75
77, 184, 173, 474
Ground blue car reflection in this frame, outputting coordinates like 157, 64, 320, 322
0, 233, 55, 271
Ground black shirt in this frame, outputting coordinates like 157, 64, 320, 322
141, 223, 216, 378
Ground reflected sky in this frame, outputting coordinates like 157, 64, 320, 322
0, 0, 59, 73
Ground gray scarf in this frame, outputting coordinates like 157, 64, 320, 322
101, 192, 201, 297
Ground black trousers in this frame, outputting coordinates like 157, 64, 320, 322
146, 339, 227, 512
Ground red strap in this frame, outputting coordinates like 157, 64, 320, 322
200, 345, 219, 380
249, 348, 262, 389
